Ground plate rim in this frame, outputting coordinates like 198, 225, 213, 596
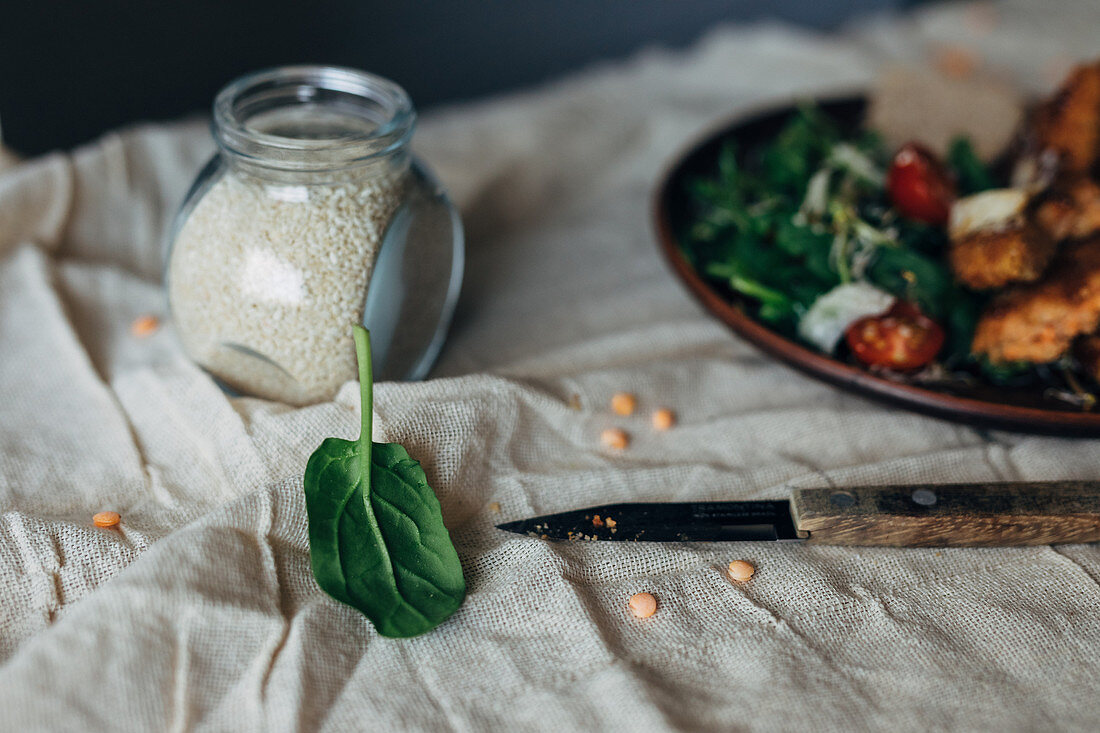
652, 92, 1100, 436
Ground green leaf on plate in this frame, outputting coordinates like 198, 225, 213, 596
948, 136, 997, 195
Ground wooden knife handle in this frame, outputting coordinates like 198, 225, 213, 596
789, 481, 1100, 547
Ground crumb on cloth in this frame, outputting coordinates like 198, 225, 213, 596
629, 592, 657, 619
611, 392, 637, 416
651, 408, 675, 431
600, 428, 629, 450
130, 315, 161, 338
728, 560, 755, 582
93, 511, 121, 528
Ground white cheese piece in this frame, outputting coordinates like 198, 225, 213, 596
798, 282, 896, 354
948, 188, 1028, 240
800, 168, 831, 218
828, 143, 885, 187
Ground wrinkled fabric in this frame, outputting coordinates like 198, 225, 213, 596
2, 2, 1100, 730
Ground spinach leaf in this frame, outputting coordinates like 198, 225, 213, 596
893, 218, 948, 256
759, 107, 835, 195
948, 137, 997, 195
706, 260, 795, 317
942, 292, 983, 365
866, 246, 954, 319
304, 326, 465, 638
978, 356, 1036, 386
773, 217, 833, 259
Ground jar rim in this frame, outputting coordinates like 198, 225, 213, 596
212, 65, 416, 172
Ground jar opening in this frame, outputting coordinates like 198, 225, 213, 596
213, 66, 415, 173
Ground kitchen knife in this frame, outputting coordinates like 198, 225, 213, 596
495, 481, 1100, 547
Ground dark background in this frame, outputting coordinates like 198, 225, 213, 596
2, 0, 920, 156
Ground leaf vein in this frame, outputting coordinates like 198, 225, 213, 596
370, 488, 449, 566
391, 557, 457, 601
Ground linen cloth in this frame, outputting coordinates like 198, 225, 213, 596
3, 1, 1100, 730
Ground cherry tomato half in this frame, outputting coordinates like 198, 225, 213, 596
845, 301, 945, 371
887, 143, 957, 226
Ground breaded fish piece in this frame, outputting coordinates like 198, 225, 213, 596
1074, 334, 1100, 382
972, 237, 1100, 363
1032, 176, 1100, 242
1029, 61, 1100, 174
948, 189, 1055, 290
949, 226, 1055, 290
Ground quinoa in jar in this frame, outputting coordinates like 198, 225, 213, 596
166, 66, 459, 404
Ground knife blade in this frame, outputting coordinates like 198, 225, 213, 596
496, 481, 1100, 547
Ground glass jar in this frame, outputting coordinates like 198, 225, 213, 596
166, 66, 463, 405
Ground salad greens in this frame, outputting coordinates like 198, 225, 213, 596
948, 137, 998, 195
683, 104, 990, 366
304, 326, 465, 638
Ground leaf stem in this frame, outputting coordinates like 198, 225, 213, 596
353, 325, 373, 489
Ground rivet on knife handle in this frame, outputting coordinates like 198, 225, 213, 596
789, 481, 1100, 547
